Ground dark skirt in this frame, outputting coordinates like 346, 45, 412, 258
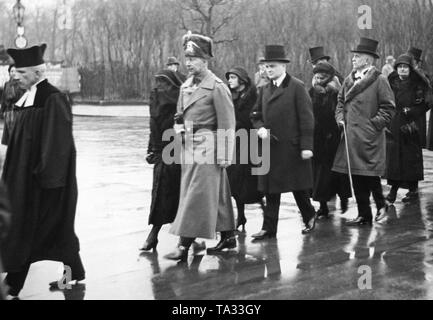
227, 163, 263, 204
148, 158, 181, 226
313, 162, 352, 202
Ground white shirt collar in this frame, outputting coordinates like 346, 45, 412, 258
273, 73, 287, 87
15, 78, 46, 108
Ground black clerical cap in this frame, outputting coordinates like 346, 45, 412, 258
7, 43, 47, 68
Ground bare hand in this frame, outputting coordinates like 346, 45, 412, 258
301, 150, 313, 160
257, 127, 269, 139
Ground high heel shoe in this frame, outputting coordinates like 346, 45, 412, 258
236, 216, 247, 232
140, 239, 158, 251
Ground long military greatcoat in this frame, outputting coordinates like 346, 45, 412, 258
169, 70, 236, 239
1, 80, 81, 272
332, 67, 395, 177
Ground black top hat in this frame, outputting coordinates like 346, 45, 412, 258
407, 47, 422, 62
260, 45, 290, 63
309, 46, 330, 64
351, 37, 380, 59
7, 43, 47, 68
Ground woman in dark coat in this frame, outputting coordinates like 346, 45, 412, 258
140, 70, 182, 251
309, 62, 351, 218
225, 67, 264, 231
1, 64, 25, 146
386, 54, 431, 203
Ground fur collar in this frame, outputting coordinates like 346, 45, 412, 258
343, 67, 381, 103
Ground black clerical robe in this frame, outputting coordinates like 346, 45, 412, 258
0, 79, 80, 272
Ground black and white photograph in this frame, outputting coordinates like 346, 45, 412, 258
0, 0, 433, 305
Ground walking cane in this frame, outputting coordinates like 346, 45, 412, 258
339, 120, 356, 204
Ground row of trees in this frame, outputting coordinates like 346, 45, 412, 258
0, 0, 432, 100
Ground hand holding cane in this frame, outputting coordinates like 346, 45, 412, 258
339, 120, 356, 204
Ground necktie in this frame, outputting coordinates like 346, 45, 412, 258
270, 81, 277, 93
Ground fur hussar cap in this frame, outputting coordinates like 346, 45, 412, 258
182, 31, 214, 59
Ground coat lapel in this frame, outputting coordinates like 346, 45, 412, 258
182, 72, 215, 112
267, 73, 291, 104
344, 68, 381, 103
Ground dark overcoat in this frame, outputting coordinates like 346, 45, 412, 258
226, 84, 263, 204
1, 80, 25, 145
250, 73, 314, 194
386, 70, 431, 184
309, 82, 351, 201
332, 68, 395, 177
147, 86, 181, 226
414, 67, 430, 148
1, 80, 81, 272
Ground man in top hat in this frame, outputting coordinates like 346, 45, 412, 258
166, 56, 187, 83
165, 32, 237, 261
407, 47, 432, 149
309, 46, 344, 83
1, 44, 85, 298
332, 37, 395, 226
250, 45, 317, 238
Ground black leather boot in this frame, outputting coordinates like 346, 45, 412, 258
207, 231, 236, 253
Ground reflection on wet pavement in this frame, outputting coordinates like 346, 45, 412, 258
1, 113, 433, 300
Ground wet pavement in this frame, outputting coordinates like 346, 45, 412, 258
1, 107, 433, 300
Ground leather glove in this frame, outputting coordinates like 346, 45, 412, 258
146, 153, 160, 164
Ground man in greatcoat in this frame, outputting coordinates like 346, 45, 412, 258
332, 37, 395, 226
250, 45, 317, 239
165, 32, 237, 261
1, 44, 85, 298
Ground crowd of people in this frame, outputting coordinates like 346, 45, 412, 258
143, 34, 432, 261
0, 32, 431, 299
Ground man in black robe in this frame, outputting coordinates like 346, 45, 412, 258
1, 44, 85, 298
